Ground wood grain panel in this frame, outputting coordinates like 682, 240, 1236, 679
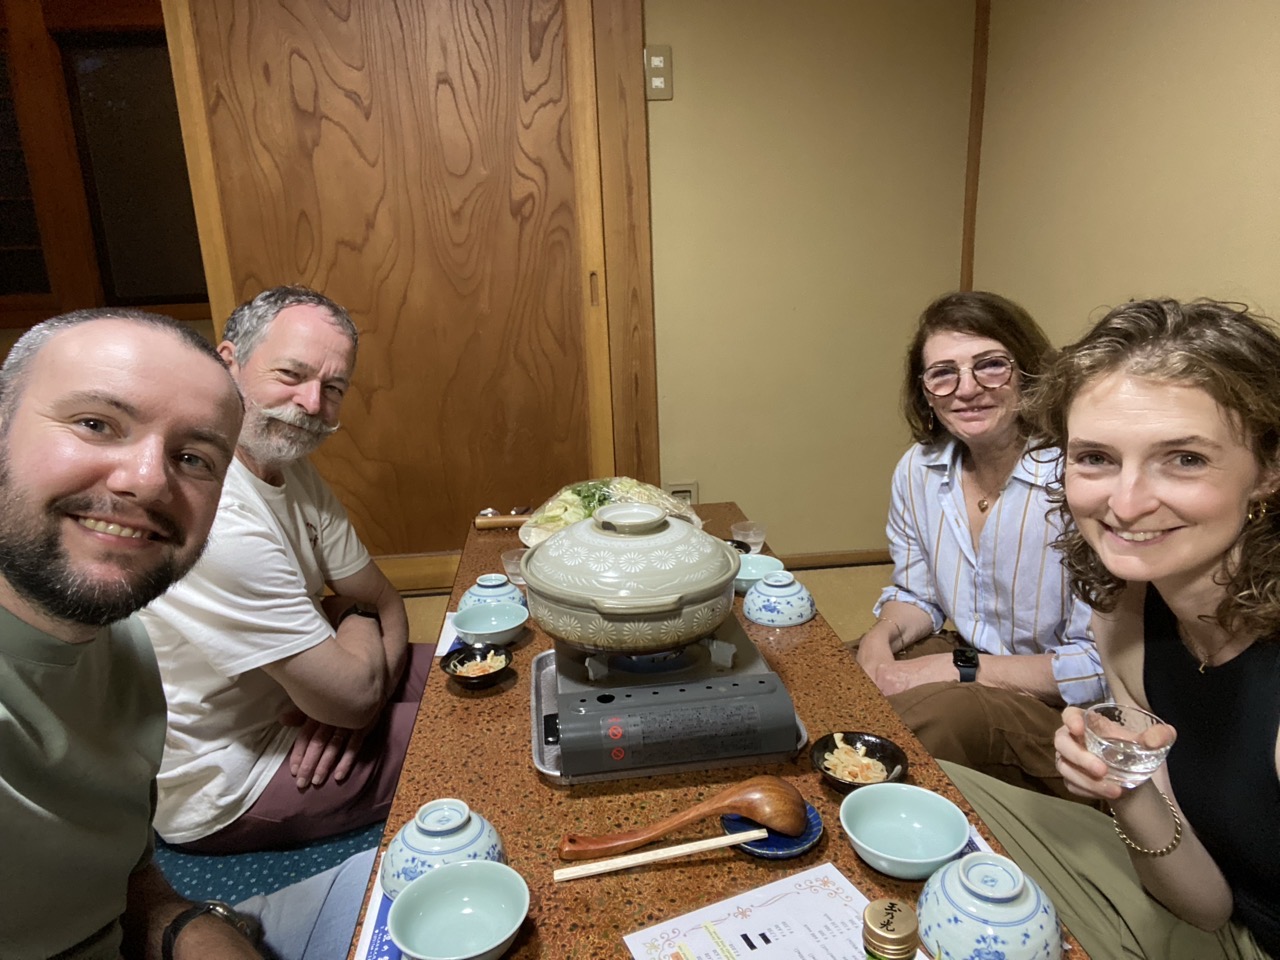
162, 0, 236, 327
563, 0, 614, 479
592, 0, 660, 484
173, 0, 595, 555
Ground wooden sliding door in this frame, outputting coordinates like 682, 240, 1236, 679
163, 0, 657, 588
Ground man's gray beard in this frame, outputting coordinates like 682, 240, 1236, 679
0, 463, 201, 626
237, 403, 338, 466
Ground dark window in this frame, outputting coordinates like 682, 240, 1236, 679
62, 34, 206, 304
0, 45, 53, 297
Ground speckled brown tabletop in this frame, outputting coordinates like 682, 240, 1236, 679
349, 504, 1087, 958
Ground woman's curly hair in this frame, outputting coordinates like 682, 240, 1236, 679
902, 291, 1055, 445
1024, 298, 1280, 638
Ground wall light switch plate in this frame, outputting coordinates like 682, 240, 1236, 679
644, 44, 673, 101
663, 480, 699, 504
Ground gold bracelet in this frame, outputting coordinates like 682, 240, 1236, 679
876, 616, 903, 643
1111, 788, 1183, 857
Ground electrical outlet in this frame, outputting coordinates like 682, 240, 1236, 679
644, 44, 673, 101
663, 480, 699, 504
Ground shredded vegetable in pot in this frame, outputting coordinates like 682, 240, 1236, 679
520, 477, 702, 546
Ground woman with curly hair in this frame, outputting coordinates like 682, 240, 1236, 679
945, 298, 1280, 959
856, 291, 1102, 802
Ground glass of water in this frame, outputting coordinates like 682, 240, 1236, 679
730, 521, 767, 554
500, 548, 528, 586
1083, 701, 1177, 789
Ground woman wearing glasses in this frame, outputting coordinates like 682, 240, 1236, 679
854, 291, 1104, 800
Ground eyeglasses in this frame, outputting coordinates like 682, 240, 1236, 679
920, 355, 1015, 397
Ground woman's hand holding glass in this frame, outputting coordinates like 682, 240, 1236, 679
1055, 707, 1126, 801
1054, 706, 1178, 802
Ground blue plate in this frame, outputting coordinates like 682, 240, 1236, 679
721, 803, 823, 859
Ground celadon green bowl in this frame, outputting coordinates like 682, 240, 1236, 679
453, 602, 529, 647
387, 859, 529, 960
839, 782, 970, 880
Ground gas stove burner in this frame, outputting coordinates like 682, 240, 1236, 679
607, 648, 694, 674
580, 634, 738, 682
532, 618, 804, 783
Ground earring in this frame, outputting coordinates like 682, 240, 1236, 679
1248, 499, 1270, 523
928, 408, 935, 431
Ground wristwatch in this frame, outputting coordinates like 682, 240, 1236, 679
338, 602, 381, 627
953, 647, 979, 683
162, 900, 260, 960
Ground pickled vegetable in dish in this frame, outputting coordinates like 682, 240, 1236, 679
454, 650, 507, 677
824, 732, 888, 783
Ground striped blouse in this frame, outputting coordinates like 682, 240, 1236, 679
874, 439, 1106, 705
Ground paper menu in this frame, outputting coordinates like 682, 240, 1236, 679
622, 862, 928, 960
434, 612, 463, 658
352, 885, 401, 960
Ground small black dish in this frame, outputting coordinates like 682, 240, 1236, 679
441, 643, 513, 689
810, 731, 909, 793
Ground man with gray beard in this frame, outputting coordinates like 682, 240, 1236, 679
138, 287, 426, 853
0, 309, 376, 960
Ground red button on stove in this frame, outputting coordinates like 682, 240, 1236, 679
611, 746, 626, 761
607, 724, 623, 740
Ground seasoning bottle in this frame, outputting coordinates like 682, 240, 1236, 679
862, 898, 920, 960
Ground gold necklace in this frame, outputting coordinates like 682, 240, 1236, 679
964, 451, 1016, 515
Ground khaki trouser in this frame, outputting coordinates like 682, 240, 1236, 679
887, 633, 1093, 806
943, 762, 1272, 960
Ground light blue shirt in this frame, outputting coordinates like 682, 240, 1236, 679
875, 439, 1106, 706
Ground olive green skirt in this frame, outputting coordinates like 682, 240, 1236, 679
941, 761, 1271, 960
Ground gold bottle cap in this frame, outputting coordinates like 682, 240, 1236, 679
862, 898, 920, 959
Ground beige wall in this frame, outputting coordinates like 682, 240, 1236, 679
975, 0, 1280, 344
644, 0, 975, 554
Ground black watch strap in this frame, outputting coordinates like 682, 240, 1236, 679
953, 647, 979, 683
162, 901, 259, 960
337, 603, 381, 627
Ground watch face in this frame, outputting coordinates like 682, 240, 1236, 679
953, 648, 979, 669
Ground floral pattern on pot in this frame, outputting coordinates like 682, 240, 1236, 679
527, 591, 733, 654
523, 503, 740, 654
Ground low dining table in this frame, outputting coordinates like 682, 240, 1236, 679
349, 502, 1088, 958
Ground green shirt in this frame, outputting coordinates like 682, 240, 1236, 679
0, 607, 166, 959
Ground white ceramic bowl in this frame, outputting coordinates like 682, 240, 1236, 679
743, 572, 816, 626
380, 799, 506, 900
453, 602, 529, 647
918, 852, 1061, 960
388, 860, 529, 960
458, 574, 527, 611
839, 783, 970, 879
733, 554, 785, 594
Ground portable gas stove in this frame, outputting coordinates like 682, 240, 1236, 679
530, 616, 805, 783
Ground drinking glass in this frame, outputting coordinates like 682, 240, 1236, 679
1083, 702, 1176, 788
730, 521, 767, 554
500, 548, 528, 586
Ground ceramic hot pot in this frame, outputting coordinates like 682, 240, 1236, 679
520, 502, 740, 655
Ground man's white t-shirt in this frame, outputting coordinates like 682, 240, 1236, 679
138, 457, 370, 843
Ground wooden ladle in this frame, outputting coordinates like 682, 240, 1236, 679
557, 775, 808, 861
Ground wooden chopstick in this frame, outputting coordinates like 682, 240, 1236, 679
552, 829, 769, 882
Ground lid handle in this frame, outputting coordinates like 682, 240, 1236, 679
594, 594, 684, 615
593, 502, 668, 535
